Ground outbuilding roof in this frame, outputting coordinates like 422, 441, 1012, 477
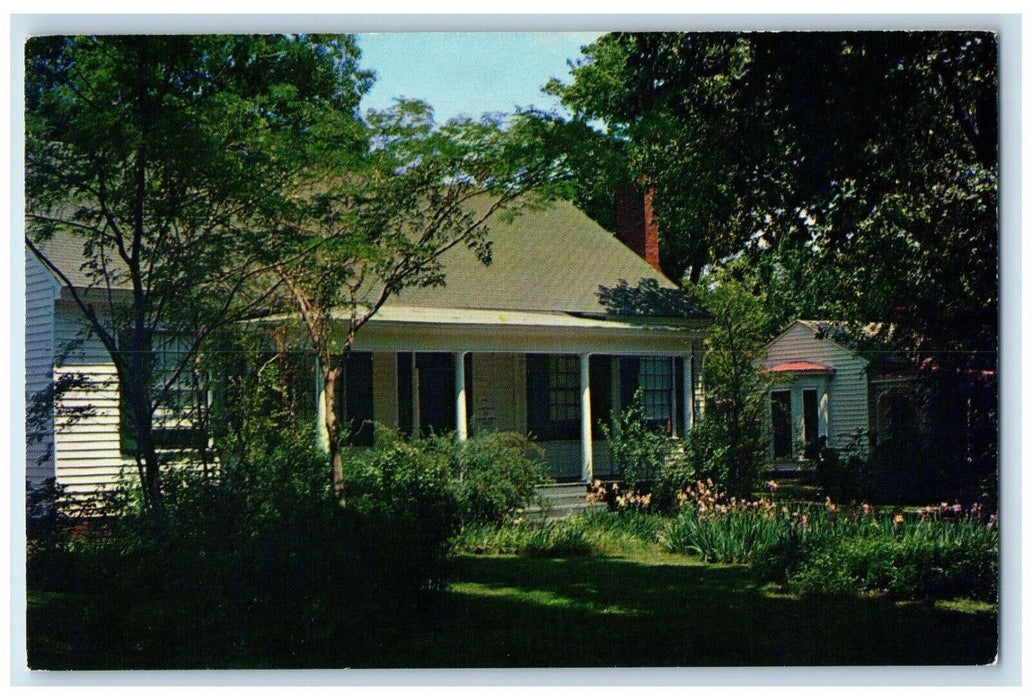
766, 360, 836, 374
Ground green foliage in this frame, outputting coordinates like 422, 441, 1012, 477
343, 428, 461, 586
683, 262, 770, 496
25, 35, 373, 505
454, 432, 548, 528
680, 416, 735, 491
550, 32, 998, 489
778, 516, 999, 601
25, 423, 497, 665
663, 509, 783, 564
521, 520, 597, 558
549, 33, 998, 347
449, 519, 597, 558
660, 479, 998, 601
600, 389, 673, 490
451, 510, 663, 558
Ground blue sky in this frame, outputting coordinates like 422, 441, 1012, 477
356, 32, 603, 123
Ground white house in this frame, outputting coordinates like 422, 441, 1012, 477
763, 319, 912, 463
25, 193, 709, 498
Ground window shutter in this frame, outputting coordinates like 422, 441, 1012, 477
344, 351, 374, 446
397, 352, 413, 436
526, 354, 548, 438
619, 357, 640, 410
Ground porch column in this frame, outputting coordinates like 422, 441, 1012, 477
683, 351, 694, 438
580, 353, 593, 482
455, 351, 468, 442
696, 340, 705, 418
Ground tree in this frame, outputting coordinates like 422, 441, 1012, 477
684, 260, 771, 495
25, 35, 372, 509
547, 31, 998, 368
263, 103, 573, 496
549, 32, 998, 497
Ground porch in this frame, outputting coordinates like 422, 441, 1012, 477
317, 304, 707, 481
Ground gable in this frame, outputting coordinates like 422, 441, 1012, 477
766, 320, 869, 372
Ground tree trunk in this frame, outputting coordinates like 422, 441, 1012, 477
321, 360, 346, 499
124, 377, 161, 510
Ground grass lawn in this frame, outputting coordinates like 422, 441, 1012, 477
27, 547, 997, 669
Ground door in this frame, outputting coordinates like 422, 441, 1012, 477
771, 390, 793, 459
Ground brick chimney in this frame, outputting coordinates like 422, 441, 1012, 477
614, 181, 661, 272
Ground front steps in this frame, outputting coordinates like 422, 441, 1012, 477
523, 481, 606, 521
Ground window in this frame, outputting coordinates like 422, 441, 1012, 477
770, 390, 793, 459
120, 331, 206, 455
639, 357, 674, 431
397, 353, 471, 438
617, 356, 675, 435
875, 385, 912, 445
527, 354, 579, 440
547, 355, 580, 423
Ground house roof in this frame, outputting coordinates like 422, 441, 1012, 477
29, 199, 708, 320
385, 199, 698, 317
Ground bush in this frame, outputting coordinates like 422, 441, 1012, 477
662, 480, 998, 602
343, 428, 462, 592
784, 510, 998, 601
454, 432, 547, 528
681, 416, 764, 498
600, 390, 672, 490
26, 424, 471, 667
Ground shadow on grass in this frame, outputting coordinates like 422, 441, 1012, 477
27, 554, 997, 669
380, 555, 998, 668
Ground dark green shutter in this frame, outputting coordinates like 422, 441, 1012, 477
526, 354, 548, 438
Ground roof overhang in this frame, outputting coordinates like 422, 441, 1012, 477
765, 360, 836, 375
254, 304, 708, 356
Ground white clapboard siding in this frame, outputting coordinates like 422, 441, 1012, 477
766, 321, 870, 452
25, 251, 60, 484
52, 304, 135, 496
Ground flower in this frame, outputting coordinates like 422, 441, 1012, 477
893, 513, 905, 527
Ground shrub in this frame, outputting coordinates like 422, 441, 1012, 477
754, 502, 999, 602
450, 518, 597, 557
26, 424, 472, 666
454, 432, 547, 528
343, 428, 462, 591
662, 479, 998, 602
681, 416, 763, 498
600, 390, 672, 490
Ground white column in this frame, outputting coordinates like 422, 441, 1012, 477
580, 353, 593, 483
315, 357, 329, 452
683, 351, 693, 438
695, 340, 705, 418
455, 351, 468, 442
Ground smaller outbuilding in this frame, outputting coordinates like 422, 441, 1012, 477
762, 319, 913, 466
